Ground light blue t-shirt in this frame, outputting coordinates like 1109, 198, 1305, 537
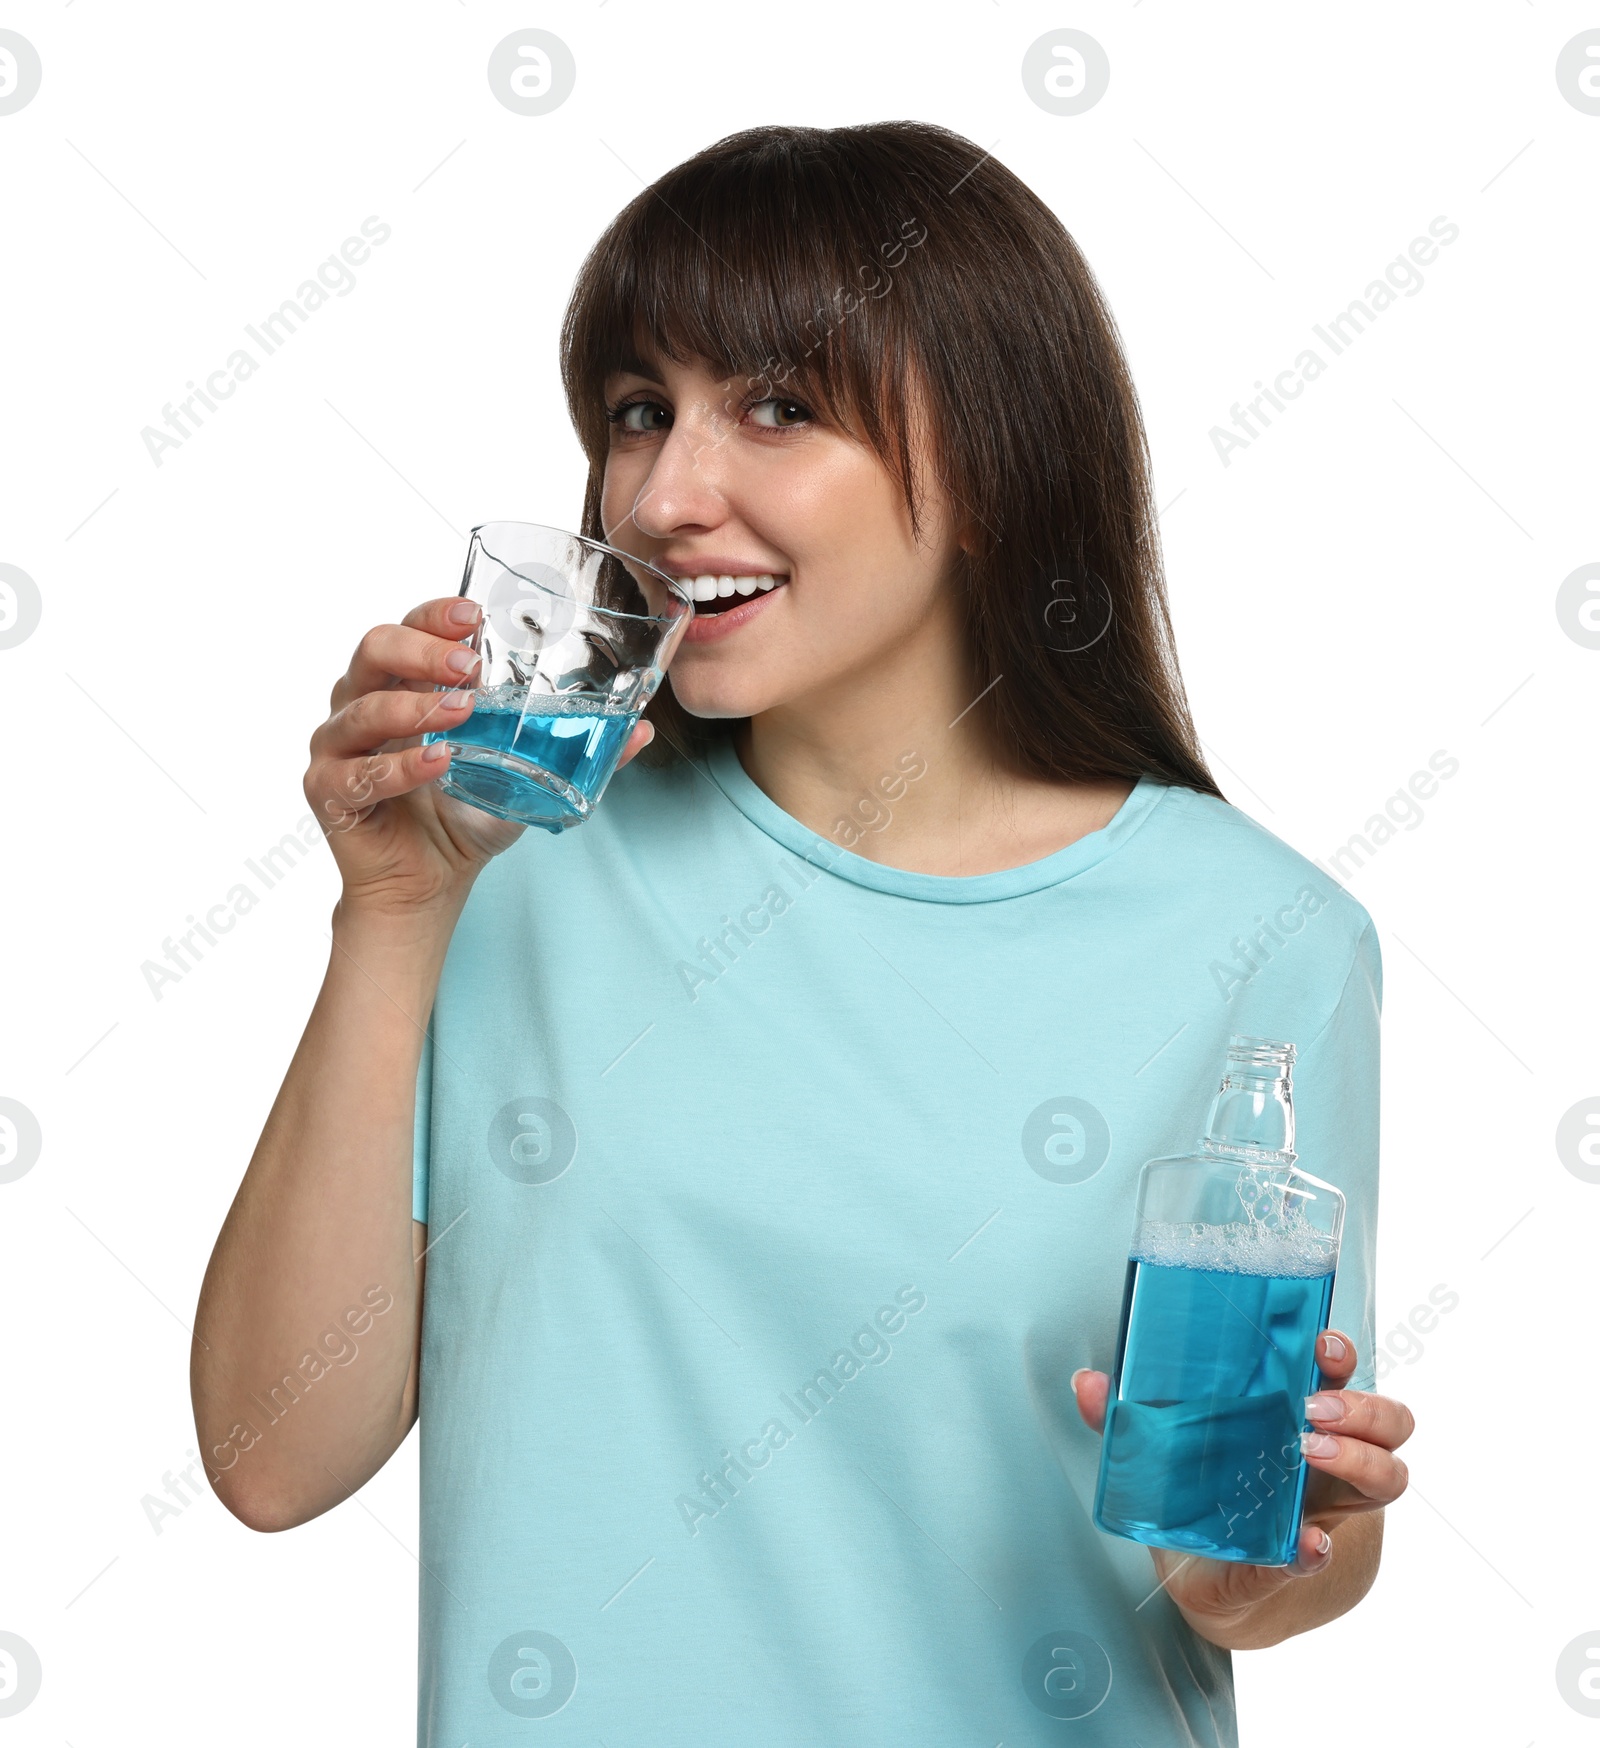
412, 739, 1381, 1746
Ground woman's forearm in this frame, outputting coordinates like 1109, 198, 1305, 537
190, 898, 463, 1532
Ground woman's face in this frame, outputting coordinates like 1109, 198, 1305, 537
599, 352, 967, 722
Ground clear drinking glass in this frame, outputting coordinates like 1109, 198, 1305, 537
424, 522, 693, 832
1092, 1037, 1344, 1567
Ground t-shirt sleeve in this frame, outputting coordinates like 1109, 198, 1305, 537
412, 1025, 433, 1226
1294, 916, 1382, 1393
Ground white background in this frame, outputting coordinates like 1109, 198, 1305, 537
2, 2, 1596, 1741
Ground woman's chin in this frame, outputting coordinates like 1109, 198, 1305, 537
671, 685, 772, 720
668, 679, 781, 722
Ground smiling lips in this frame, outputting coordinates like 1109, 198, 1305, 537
665, 564, 789, 640
682, 570, 785, 606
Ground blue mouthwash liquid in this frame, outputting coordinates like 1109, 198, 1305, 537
1093, 1225, 1336, 1566
426, 685, 638, 832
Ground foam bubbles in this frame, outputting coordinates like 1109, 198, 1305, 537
1133, 1218, 1337, 1279
469, 682, 632, 717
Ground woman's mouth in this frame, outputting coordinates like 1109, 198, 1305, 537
681, 571, 785, 611
669, 568, 789, 642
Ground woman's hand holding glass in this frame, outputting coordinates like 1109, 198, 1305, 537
304, 596, 656, 916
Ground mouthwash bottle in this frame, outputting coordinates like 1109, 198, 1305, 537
1092, 1035, 1344, 1567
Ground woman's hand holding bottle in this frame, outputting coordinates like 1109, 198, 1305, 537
1072, 1329, 1414, 1649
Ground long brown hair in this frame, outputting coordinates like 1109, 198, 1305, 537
560, 121, 1222, 799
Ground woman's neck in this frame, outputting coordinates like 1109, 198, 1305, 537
730, 647, 1137, 879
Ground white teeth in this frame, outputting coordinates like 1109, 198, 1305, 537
683, 570, 783, 603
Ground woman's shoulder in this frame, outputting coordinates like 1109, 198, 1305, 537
1144, 778, 1380, 959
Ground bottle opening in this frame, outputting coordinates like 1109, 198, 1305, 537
1226, 1034, 1296, 1071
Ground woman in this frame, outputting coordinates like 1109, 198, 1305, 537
193, 121, 1412, 1745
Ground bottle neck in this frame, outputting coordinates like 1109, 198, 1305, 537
1200, 1043, 1296, 1163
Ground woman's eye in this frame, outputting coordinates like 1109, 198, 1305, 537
747, 397, 813, 429
608, 399, 671, 434
607, 394, 810, 434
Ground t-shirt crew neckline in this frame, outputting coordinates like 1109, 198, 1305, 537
703, 738, 1173, 904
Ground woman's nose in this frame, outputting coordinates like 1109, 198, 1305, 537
628, 412, 729, 537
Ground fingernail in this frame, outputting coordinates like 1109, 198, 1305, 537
1301, 1431, 1339, 1459
441, 690, 469, 709
446, 648, 478, 674
447, 600, 480, 625
1321, 1333, 1347, 1361
1069, 1368, 1090, 1391
1305, 1393, 1345, 1423
422, 740, 451, 761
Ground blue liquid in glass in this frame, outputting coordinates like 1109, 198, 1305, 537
425, 687, 638, 832
1093, 1253, 1335, 1566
